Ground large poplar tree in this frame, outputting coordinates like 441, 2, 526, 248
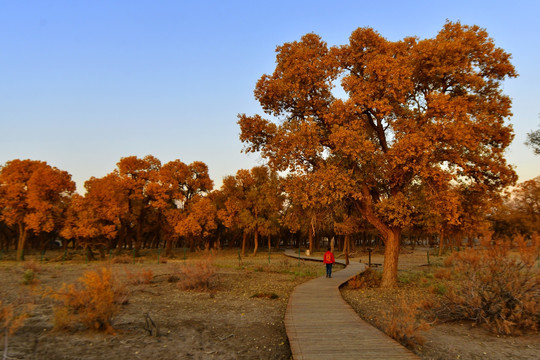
239, 22, 517, 287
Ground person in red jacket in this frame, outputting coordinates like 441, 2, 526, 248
323, 247, 335, 278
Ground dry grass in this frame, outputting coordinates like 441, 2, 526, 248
177, 257, 216, 291
436, 240, 539, 335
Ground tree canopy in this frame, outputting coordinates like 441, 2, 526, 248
239, 21, 517, 287
525, 121, 540, 155
0, 159, 75, 260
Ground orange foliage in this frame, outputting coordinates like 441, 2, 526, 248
125, 267, 154, 285
0, 159, 75, 261
217, 166, 283, 255
438, 241, 539, 335
239, 22, 517, 287
52, 268, 126, 333
492, 176, 540, 237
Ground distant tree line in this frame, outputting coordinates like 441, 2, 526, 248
0, 156, 537, 262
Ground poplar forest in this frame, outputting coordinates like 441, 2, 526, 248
1, 22, 539, 360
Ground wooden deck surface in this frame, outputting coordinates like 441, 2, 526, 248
283, 250, 420, 359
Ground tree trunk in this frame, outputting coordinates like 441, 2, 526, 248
134, 218, 144, 257
355, 189, 402, 288
252, 230, 259, 256
380, 228, 401, 288
438, 232, 445, 257
308, 228, 314, 254
241, 231, 247, 256
165, 237, 173, 257
309, 215, 315, 253
16, 223, 27, 261
343, 235, 350, 265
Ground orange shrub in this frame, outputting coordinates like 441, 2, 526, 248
377, 293, 430, 348
433, 267, 452, 280
1, 300, 29, 337
125, 268, 154, 285
436, 241, 539, 335
51, 268, 126, 333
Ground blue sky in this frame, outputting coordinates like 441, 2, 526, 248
1, 1, 538, 192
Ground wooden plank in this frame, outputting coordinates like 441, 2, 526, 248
283, 250, 420, 360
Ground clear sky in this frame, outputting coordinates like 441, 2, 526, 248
1, 0, 538, 192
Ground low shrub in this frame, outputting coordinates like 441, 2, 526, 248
1, 300, 30, 357
178, 257, 216, 291
435, 240, 539, 335
376, 293, 430, 349
51, 268, 127, 333
21, 269, 38, 285
433, 267, 452, 280
347, 268, 381, 289
125, 268, 154, 285
22, 260, 42, 273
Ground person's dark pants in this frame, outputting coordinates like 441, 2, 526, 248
326, 263, 333, 278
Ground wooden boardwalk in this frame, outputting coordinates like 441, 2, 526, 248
283, 250, 419, 360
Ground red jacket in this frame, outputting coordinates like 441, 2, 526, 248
323, 251, 335, 264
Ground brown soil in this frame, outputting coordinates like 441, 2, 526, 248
0, 249, 327, 360
341, 247, 540, 360
2, 247, 538, 360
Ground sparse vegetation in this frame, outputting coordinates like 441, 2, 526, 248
177, 257, 216, 291
434, 239, 539, 335
0, 300, 30, 360
51, 267, 126, 333
124, 267, 154, 285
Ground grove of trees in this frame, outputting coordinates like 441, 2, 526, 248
1, 22, 536, 288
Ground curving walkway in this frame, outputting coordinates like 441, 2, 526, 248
283, 249, 419, 359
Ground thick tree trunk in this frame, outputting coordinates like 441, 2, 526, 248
381, 228, 401, 288
355, 187, 402, 288
16, 223, 27, 261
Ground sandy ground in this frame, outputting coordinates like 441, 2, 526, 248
1, 247, 538, 360
1, 250, 325, 360
340, 247, 540, 360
